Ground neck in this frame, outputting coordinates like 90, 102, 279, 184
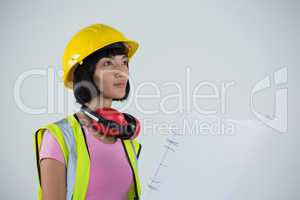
84, 96, 112, 111
77, 96, 117, 143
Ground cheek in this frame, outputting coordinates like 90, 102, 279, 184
93, 70, 114, 90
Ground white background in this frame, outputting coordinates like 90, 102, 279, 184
1, 0, 299, 199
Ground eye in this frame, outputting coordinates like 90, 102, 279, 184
103, 60, 113, 66
123, 60, 129, 66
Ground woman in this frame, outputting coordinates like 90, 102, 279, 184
34, 23, 142, 200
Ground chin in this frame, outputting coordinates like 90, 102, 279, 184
112, 93, 126, 99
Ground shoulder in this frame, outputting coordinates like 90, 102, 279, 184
40, 129, 66, 165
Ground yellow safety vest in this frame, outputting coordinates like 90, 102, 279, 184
34, 114, 142, 200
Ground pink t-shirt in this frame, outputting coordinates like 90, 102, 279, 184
39, 125, 133, 200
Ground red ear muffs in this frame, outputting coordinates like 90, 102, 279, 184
80, 105, 140, 139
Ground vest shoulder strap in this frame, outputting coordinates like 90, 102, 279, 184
122, 139, 142, 199
65, 114, 91, 200
131, 139, 142, 159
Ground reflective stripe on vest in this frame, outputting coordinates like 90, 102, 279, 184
34, 114, 142, 200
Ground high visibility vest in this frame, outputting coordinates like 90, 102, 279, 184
34, 114, 142, 200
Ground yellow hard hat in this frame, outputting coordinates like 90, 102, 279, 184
62, 23, 139, 89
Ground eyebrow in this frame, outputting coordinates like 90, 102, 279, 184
106, 55, 128, 59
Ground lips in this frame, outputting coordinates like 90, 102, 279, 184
114, 81, 127, 88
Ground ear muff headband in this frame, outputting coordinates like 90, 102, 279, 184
80, 104, 137, 139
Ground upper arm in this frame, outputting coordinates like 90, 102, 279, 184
40, 159, 66, 200
39, 130, 67, 200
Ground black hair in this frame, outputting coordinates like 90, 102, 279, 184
73, 42, 130, 105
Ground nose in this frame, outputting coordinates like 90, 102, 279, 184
115, 70, 127, 79
114, 60, 128, 77
115, 68, 128, 81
